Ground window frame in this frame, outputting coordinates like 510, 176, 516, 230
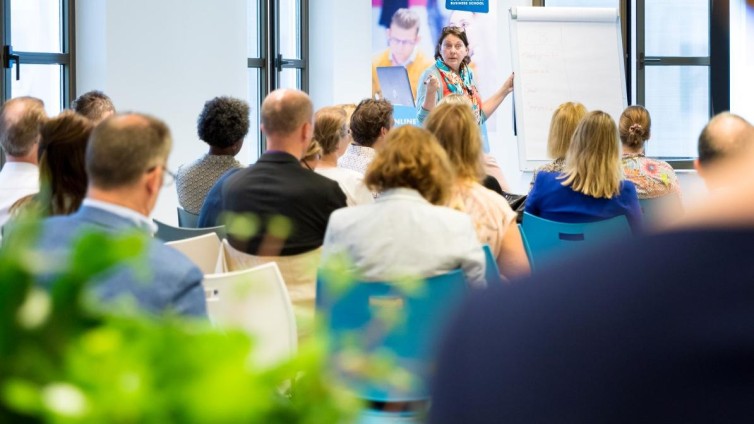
635, 0, 712, 169
0, 0, 76, 110
248, 0, 309, 155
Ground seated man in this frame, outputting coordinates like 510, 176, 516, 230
220, 89, 347, 321
0, 97, 47, 229
694, 112, 754, 191
35, 113, 206, 317
337, 98, 393, 176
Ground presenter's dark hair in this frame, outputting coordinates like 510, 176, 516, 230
435, 26, 472, 66
350, 99, 393, 147
197, 96, 250, 148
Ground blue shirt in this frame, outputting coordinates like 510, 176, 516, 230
525, 171, 643, 233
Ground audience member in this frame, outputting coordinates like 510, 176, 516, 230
0, 97, 47, 228
530, 101, 587, 189
338, 98, 393, 175
313, 106, 374, 206
372, 8, 433, 99
301, 139, 322, 170
322, 125, 485, 286
10, 111, 93, 218
429, 120, 754, 424
620, 105, 681, 199
425, 102, 529, 279
196, 168, 240, 228
220, 89, 347, 317
71, 90, 116, 124
438, 93, 509, 193
176, 96, 248, 214
34, 113, 206, 317
694, 112, 754, 191
526, 111, 642, 233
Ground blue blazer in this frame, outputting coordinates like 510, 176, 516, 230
36, 205, 207, 317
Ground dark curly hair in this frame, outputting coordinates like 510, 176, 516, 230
350, 98, 393, 147
197, 96, 250, 148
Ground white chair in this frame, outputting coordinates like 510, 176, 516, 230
222, 240, 321, 336
165, 233, 226, 275
203, 262, 297, 367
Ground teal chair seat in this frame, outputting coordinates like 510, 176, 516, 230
520, 212, 631, 271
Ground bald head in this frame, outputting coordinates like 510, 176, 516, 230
86, 113, 172, 190
697, 113, 754, 167
260, 89, 313, 137
0, 97, 46, 157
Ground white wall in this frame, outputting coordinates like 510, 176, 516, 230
309, 0, 373, 109
76, 0, 249, 225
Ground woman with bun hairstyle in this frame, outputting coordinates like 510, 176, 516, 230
619, 105, 681, 199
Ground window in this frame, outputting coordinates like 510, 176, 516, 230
0, 0, 75, 116
248, 0, 308, 156
541, 0, 714, 167
636, 0, 710, 165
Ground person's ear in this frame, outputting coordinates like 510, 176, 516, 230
145, 166, 162, 197
693, 158, 702, 174
302, 121, 313, 141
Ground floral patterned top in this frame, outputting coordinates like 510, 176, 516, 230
621, 153, 680, 199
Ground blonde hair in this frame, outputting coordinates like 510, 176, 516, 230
619, 105, 651, 149
313, 106, 347, 155
547, 102, 587, 159
438, 93, 473, 107
560, 111, 622, 199
365, 126, 453, 205
424, 102, 484, 182
302, 139, 322, 163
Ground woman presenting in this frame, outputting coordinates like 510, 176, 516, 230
416, 26, 514, 126
416, 25, 514, 190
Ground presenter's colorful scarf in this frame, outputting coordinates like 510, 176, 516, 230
435, 58, 484, 124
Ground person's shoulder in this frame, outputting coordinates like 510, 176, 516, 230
620, 179, 638, 195
534, 170, 562, 185
372, 49, 391, 65
149, 239, 202, 279
413, 50, 435, 66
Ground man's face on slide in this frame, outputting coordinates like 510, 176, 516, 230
387, 25, 419, 64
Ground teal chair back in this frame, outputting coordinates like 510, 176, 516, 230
154, 219, 225, 242
520, 212, 631, 271
316, 269, 467, 403
482, 244, 503, 285
177, 207, 199, 228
